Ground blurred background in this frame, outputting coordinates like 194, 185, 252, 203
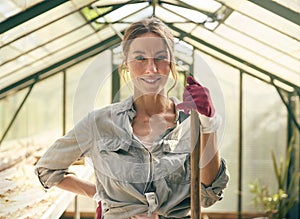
0, 0, 299, 218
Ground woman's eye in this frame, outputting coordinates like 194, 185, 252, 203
155, 55, 167, 61
135, 55, 145, 61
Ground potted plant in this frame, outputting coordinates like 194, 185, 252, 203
249, 134, 298, 219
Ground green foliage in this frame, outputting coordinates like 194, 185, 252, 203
81, 6, 112, 30
249, 135, 298, 219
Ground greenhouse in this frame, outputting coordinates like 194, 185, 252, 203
0, 0, 299, 218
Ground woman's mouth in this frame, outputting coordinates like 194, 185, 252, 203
140, 77, 161, 84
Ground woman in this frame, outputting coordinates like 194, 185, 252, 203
35, 17, 229, 219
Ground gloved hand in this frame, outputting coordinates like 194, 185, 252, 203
177, 76, 221, 133
177, 76, 215, 117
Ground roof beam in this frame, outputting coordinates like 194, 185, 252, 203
248, 0, 300, 26
0, 0, 69, 34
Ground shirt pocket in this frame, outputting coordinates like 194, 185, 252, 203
163, 154, 191, 185
95, 138, 149, 183
96, 137, 130, 152
159, 139, 191, 185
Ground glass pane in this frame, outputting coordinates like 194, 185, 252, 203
0, 0, 43, 22
66, 58, 93, 130
191, 26, 299, 86
195, 50, 239, 212
0, 55, 35, 80
183, 36, 272, 83
122, 7, 153, 23
155, 6, 186, 23
242, 74, 287, 211
1, 74, 63, 147
225, 11, 299, 54
179, 0, 221, 13
67, 50, 112, 125
0, 45, 20, 65
1, 1, 75, 45
215, 24, 299, 69
162, 3, 207, 23
44, 25, 94, 52
9, 12, 86, 52
44, 34, 100, 65
0, 88, 28, 139
234, 0, 300, 40
103, 2, 149, 22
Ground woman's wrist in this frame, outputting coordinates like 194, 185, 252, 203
198, 113, 222, 133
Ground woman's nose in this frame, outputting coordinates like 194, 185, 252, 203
145, 58, 158, 73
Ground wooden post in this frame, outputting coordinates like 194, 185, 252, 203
190, 110, 201, 219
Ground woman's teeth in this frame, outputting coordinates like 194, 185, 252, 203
141, 78, 160, 83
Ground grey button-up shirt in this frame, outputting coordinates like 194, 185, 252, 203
36, 96, 229, 219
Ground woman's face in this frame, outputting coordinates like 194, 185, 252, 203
126, 32, 171, 96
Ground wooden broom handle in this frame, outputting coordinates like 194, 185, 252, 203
190, 110, 201, 219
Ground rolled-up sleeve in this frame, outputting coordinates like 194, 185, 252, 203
35, 113, 93, 189
201, 158, 230, 207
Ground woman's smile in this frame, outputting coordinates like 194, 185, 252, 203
140, 75, 161, 84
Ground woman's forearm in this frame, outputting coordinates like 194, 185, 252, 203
56, 174, 96, 198
200, 132, 220, 186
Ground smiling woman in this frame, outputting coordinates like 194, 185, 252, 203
35, 17, 229, 219
126, 33, 171, 95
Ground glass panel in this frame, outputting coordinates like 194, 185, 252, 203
0, 60, 48, 92
0, 88, 28, 138
242, 74, 287, 211
121, 7, 153, 23
195, 50, 239, 212
0, 1, 21, 22
44, 25, 94, 52
191, 26, 299, 86
1, 74, 63, 147
183, 37, 272, 84
10, 12, 87, 52
103, 2, 149, 22
174, 39, 193, 65
225, 11, 299, 54
67, 50, 112, 125
215, 24, 299, 72
0, 0, 43, 22
233, 0, 300, 40
44, 34, 100, 65
162, 3, 207, 23
173, 22, 197, 34
0, 55, 35, 80
179, 0, 221, 13
66, 58, 93, 130
0, 28, 98, 90
0, 45, 20, 65
0, 1, 75, 45
96, 26, 117, 41
155, 6, 186, 23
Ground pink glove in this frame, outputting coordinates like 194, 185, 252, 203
177, 76, 215, 117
